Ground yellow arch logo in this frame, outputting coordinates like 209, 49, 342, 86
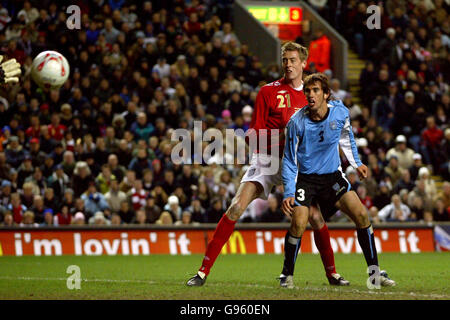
221, 231, 247, 254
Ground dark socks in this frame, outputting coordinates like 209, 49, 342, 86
281, 231, 302, 276
357, 224, 379, 268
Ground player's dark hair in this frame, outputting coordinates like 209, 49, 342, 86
304, 73, 332, 102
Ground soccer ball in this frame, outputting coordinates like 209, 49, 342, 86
31, 50, 70, 90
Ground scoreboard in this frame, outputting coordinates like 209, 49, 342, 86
246, 5, 303, 40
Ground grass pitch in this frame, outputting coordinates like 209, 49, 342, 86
0, 253, 448, 300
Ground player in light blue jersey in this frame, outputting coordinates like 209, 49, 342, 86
280, 73, 396, 288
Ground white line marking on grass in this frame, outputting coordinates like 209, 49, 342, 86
0, 276, 156, 285
206, 282, 449, 299
1, 276, 448, 299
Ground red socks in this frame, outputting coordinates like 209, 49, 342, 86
199, 214, 237, 276
314, 224, 337, 277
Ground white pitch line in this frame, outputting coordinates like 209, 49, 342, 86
0, 276, 156, 285
204, 281, 450, 299
0, 276, 448, 299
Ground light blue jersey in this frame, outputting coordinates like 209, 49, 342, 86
282, 100, 362, 198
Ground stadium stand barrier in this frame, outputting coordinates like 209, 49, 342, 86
233, 0, 281, 68
299, 0, 348, 87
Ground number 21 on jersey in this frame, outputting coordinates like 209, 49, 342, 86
277, 94, 291, 108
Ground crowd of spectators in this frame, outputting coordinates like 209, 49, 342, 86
309, 0, 449, 223
0, 0, 448, 228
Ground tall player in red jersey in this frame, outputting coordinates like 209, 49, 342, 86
187, 42, 349, 287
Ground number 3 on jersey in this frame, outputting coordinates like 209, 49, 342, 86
277, 94, 291, 108
296, 188, 305, 201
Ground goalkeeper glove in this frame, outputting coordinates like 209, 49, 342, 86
0, 55, 21, 84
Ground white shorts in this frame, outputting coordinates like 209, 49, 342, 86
240, 153, 282, 200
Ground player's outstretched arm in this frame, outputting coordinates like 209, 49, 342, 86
0, 56, 21, 84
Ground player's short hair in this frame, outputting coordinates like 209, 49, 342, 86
281, 42, 308, 61
304, 73, 332, 102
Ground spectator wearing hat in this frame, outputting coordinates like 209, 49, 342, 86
386, 135, 415, 170
89, 211, 111, 225
72, 212, 86, 225
164, 195, 181, 221
40, 209, 54, 226
241, 105, 253, 132
417, 167, 437, 200
220, 110, 234, 129
409, 153, 424, 181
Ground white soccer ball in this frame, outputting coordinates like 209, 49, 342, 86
31, 50, 70, 90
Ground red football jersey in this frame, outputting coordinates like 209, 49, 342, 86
248, 78, 308, 156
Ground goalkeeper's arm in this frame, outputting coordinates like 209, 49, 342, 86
0, 55, 21, 84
